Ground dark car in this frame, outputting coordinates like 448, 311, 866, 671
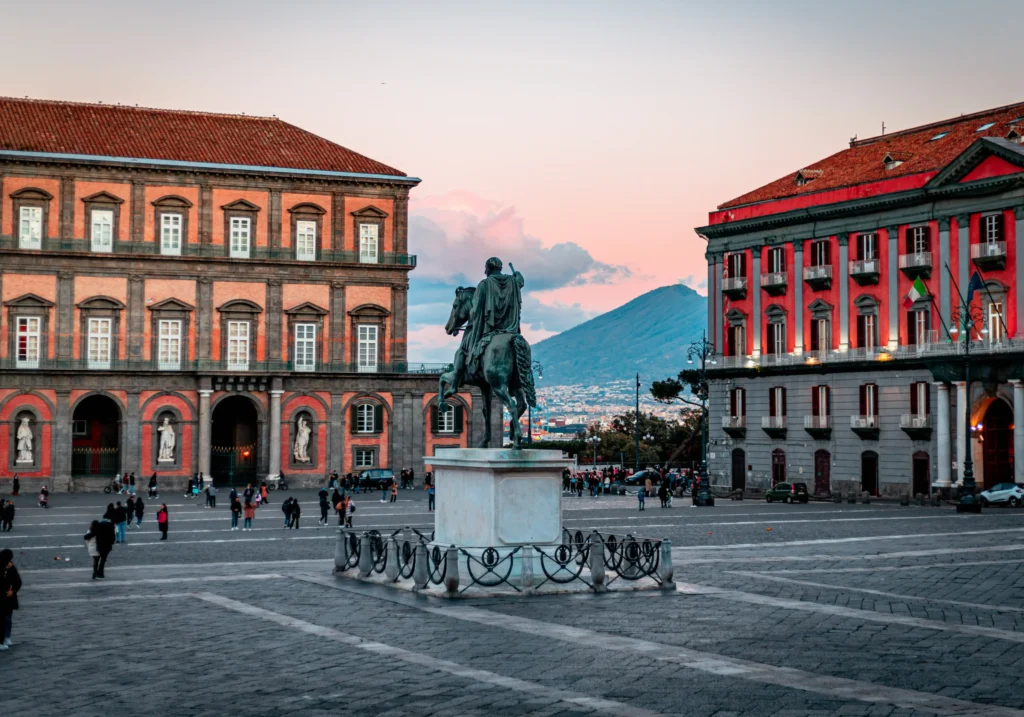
358, 468, 395, 489
624, 470, 660, 486
765, 482, 809, 504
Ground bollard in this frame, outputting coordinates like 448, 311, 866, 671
520, 545, 535, 592
833, 491, 843, 504
333, 527, 347, 574
915, 493, 924, 506
900, 492, 910, 506
659, 539, 674, 587
444, 545, 460, 595
621, 536, 640, 579
357, 533, 373, 577
588, 531, 606, 592
847, 492, 856, 504
384, 537, 400, 581
412, 543, 429, 590
860, 491, 871, 504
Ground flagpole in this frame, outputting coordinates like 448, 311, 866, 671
946, 263, 971, 338
973, 266, 1011, 339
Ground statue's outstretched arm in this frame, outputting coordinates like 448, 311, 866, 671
509, 263, 525, 288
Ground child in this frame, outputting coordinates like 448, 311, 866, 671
427, 484, 435, 512
637, 487, 645, 512
346, 499, 355, 528
243, 500, 255, 531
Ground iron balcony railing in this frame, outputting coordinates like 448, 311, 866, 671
804, 415, 831, 430
971, 241, 1006, 260
850, 415, 879, 429
761, 416, 787, 429
849, 259, 879, 276
900, 414, 932, 429
721, 416, 746, 429
722, 277, 748, 292
759, 271, 787, 288
802, 265, 832, 282
898, 252, 932, 270
0, 358, 450, 374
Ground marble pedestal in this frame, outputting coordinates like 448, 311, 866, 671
428, 448, 570, 583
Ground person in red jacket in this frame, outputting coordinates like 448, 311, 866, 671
156, 504, 168, 540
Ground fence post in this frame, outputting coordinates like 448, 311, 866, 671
357, 533, 372, 577
622, 536, 640, 579
444, 545, 460, 595
333, 527, 347, 574
589, 530, 606, 592
660, 539, 674, 588
385, 537, 400, 581
520, 545, 535, 592
412, 543, 429, 590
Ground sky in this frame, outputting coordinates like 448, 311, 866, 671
2, 0, 1022, 361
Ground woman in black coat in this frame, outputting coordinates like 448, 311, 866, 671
0, 548, 21, 649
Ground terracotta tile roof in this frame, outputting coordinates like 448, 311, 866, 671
719, 100, 1024, 209
0, 97, 406, 177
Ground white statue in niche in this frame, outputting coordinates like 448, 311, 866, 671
157, 417, 176, 463
16, 416, 33, 464
293, 416, 311, 463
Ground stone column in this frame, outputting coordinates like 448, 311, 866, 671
1014, 380, 1024, 484
751, 247, 761, 359
56, 272, 75, 360
196, 278, 213, 363
793, 242, 804, 354
938, 219, 951, 337
331, 282, 346, 366
955, 381, 967, 485
957, 215, 969, 334
935, 382, 951, 487
706, 255, 715, 350
265, 279, 282, 364
330, 393, 344, 473
1016, 207, 1024, 337
837, 233, 850, 351
887, 226, 900, 350
124, 391, 141, 478
127, 276, 145, 361
713, 255, 723, 353
412, 391, 426, 475
53, 390, 72, 491
268, 389, 283, 480
391, 285, 408, 366
59, 176, 75, 240
198, 389, 212, 478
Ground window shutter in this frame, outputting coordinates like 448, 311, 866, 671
455, 405, 464, 433
904, 228, 913, 254
810, 321, 819, 351
825, 386, 831, 416
350, 404, 357, 434
373, 404, 384, 433
924, 385, 930, 415
995, 213, 1005, 240
431, 405, 439, 433
767, 324, 775, 355
781, 388, 787, 416
740, 388, 746, 417
910, 383, 918, 414
871, 385, 878, 416
730, 390, 737, 416
740, 253, 747, 278
856, 315, 865, 348
906, 312, 916, 345
859, 385, 867, 415
769, 388, 777, 417
922, 226, 931, 252
811, 387, 819, 416
824, 241, 831, 265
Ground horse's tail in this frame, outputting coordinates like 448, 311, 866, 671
513, 335, 537, 408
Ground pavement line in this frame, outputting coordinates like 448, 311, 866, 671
195, 591, 666, 717
31, 593, 196, 605
5, 534, 342, 550
674, 582, 1024, 643
674, 527, 1024, 552
19, 558, 332, 575
765, 557, 1024, 574
27, 573, 286, 589
682, 542, 1024, 565
727, 571, 1024, 613
0, 523, 430, 538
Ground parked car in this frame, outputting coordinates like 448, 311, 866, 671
979, 483, 1024, 507
623, 470, 660, 486
765, 482, 809, 504
358, 468, 395, 490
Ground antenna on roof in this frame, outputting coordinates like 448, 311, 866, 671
881, 122, 886, 136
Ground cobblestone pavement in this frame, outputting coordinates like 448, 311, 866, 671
3, 488, 1024, 716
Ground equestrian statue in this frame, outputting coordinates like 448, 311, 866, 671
440, 257, 537, 448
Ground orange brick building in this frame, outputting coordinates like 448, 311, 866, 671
0, 98, 483, 490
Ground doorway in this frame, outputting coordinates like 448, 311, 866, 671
72, 395, 121, 477
861, 451, 879, 495
813, 449, 831, 495
211, 396, 259, 486
771, 449, 786, 485
731, 448, 746, 491
982, 398, 1014, 489
912, 451, 930, 495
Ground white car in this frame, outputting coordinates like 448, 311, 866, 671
979, 483, 1024, 507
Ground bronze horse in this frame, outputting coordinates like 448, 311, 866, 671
440, 287, 536, 448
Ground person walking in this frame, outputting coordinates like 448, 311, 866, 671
157, 504, 168, 540
658, 481, 668, 508
134, 497, 145, 529
121, 473, 130, 495
94, 515, 115, 577
260, 482, 270, 505
148, 473, 159, 499
129, 473, 136, 495
289, 499, 301, 529
427, 483, 436, 512
207, 483, 217, 509
242, 499, 255, 531
0, 500, 12, 532
125, 496, 136, 530
38, 485, 49, 508
319, 491, 330, 526
230, 495, 242, 530
336, 495, 347, 525
644, 476, 652, 499
10, 475, 19, 496
0, 549, 21, 650
389, 480, 398, 504
637, 486, 646, 511
113, 501, 128, 544
380, 479, 389, 503
345, 498, 355, 528
84, 520, 103, 580
281, 497, 293, 529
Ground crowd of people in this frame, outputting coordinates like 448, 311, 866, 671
562, 466, 693, 510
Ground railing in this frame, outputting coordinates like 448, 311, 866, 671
761, 416, 786, 429
804, 415, 831, 430
721, 416, 746, 429
803, 265, 832, 281
971, 241, 1006, 260
900, 414, 931, 429
0, 357, 450, 375
849, 259, 879, 276
851, 415, 879, 429
899, 252, 932, 269
722, 277, 748, 292
760, 271, 787, 287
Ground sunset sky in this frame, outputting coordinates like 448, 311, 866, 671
3, 0, 1022, 361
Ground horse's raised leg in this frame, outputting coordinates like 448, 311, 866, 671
490, 382, 520, 448
479, 385, 492, 448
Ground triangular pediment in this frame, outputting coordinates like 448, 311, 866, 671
3, 292, 54, 308
81, 191, 125, 205
221, 199, 261, 212
147, 297, 195, 312
925, 137, 1024, 188
807, 298, 833, 313
284, 301, 328, 316
350, 205, 389, 218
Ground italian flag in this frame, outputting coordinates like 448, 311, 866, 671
903, 276, 928, 309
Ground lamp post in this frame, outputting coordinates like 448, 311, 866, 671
950, 298, 984, 514
528, 360, 544, 444
634, 373, 641, 472
687, 330, 716, 507
642, 433, 654, 468
586, 435, 601, 470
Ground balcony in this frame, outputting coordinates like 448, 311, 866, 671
849, 259, 880, 286
0, 358, 450, 375
803, 264, 832, 290
803, 415, 832, 438
759, 271, 787, 296
722, 276, 748, 300
761, 415, 787, 438
721, 415, 746, 438
900, 414, 933, 440
898, 252, 932, 279
972, 241, 1006, 271
850, 414, 880, 440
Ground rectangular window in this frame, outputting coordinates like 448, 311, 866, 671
860, 383, 878, 416
729, 388, 745, 418
911, 382, 929, 417
914, 310, 929, 346
87, 317, 112, 369
357, 324, 378, 372
811, 240, 829, 267
988, 302, 1005, 343
438, 402, 455, 433
769, 386, 786, 417
157, 320, 182, 370
767, 322, 785, 355
161, 213, 182, 255
91, 209, 114, 252
912, 226, 929, 254
227, 320, 250, 370
768, 247, 784, 273
858, 233, 876, 261
18, 206, 42, 249
728, 325, 745, 357
356, 404, 376, 433
16, 316, 41, 368
983, 214, 1001, 244
295, 220, 316, 261
359, 223, 379, 264
812, 385, 829, 418
864, 314, 876, 350
355, 448, 375, 468
229, 217, 251, 258
294, 323, 317, 371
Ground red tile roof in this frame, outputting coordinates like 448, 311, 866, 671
720, 100, 1024, 209
0, 97, 406, 177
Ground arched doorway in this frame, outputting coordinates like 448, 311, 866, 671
771, 449, 786, 485
813, 449, 831, 495
731, 448, 746, 491
982, 399, 1014, 489
912, 451, 930, 495
72, 395, 121, 477
211, 396, 259, 486
861, 451, 878, 496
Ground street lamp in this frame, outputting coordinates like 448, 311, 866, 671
528, 360, 544, 444
634, 373, 641, 472
950, 296, 985, 514
687, 330, 715, 507
586, 435, 601, 470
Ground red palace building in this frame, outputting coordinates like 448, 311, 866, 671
699, 101, 1024, 497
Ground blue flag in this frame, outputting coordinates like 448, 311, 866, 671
966, 271, 984, 303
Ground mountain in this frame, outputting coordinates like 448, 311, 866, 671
531, 284, 708, 386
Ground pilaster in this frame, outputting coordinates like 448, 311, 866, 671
391, 285, 408, 365
713, 255, 723, 353
394, 194, 410, 255
412, 390, 426, 474
332, 193, 345, 251
935, 382, 951, 487
124, 390, 141, 477
268, 388, 283, 480
956, 215, 970, 333
793, 242, 804, 354
751, 247, 762, 359
197, 277, 213, 361
837, 233, 849, 351
130, 181, 145, 243
59, 176, 74, 239
1016, 207, 1024, 337
199, 183, 213, 245
955, 381, 967, 484
938, 218, 951, 336
887, 226, 900, 350
53, 390, 72, 490
56, 271, 75, 359
127, 275, 145, 360
198, 386, 212, 478
269, 189, 282, 249
330, 393, 344, 473
706, 257, 715, 351
331, 281, 346, 365
266, 279, 283, 362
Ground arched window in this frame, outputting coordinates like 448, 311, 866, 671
352, 403, 383, 434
